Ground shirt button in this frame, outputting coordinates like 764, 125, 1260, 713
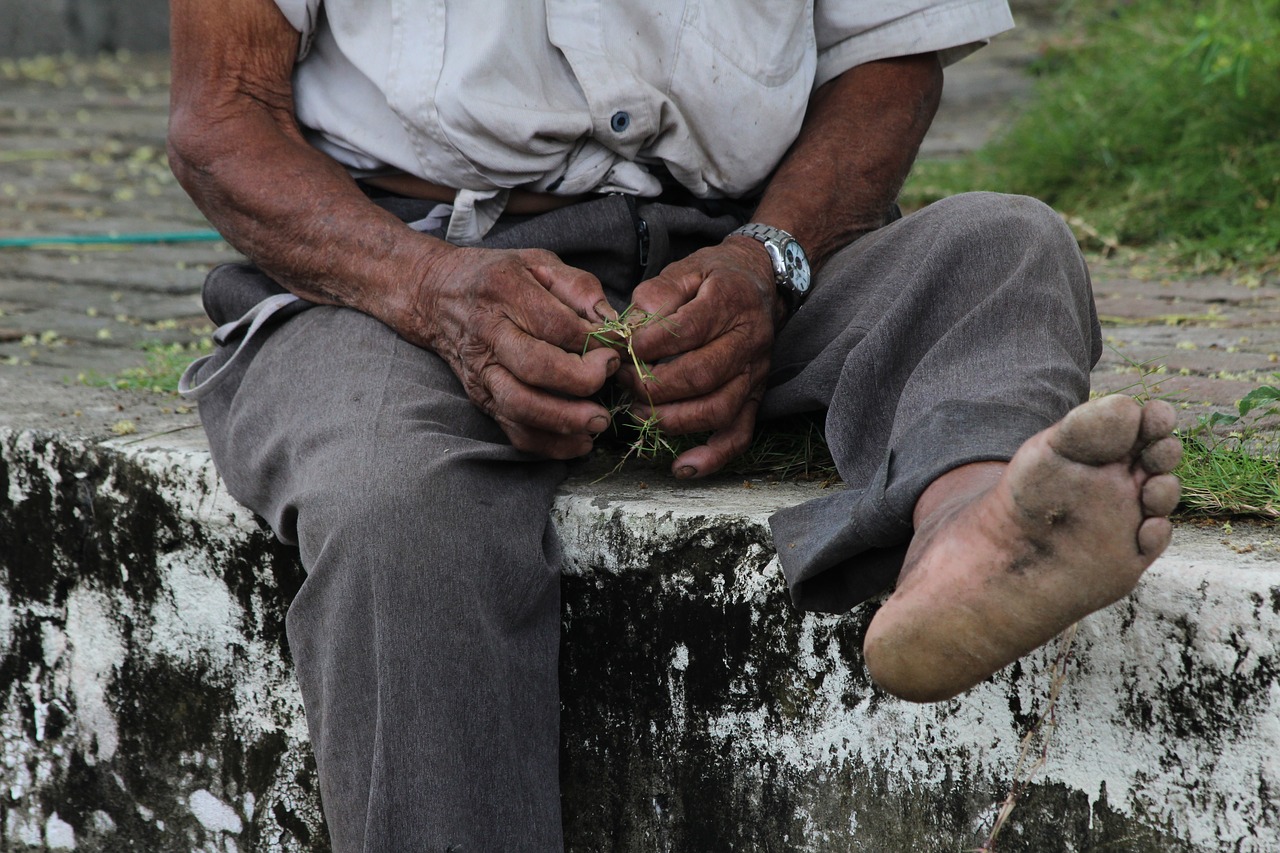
610, 111, 631, 133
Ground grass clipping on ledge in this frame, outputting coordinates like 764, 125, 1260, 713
603, 372, 1279, 520
588, 305, 837, 482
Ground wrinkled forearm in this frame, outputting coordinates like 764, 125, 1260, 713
167, 0, 456, 335
749, 53, 944, 272
167, 104, 451, 333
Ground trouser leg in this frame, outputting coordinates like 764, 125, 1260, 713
764, 192, 1102, 611
187, 193, 735, 852
195, 300, 566, 852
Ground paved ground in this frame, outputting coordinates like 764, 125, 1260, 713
0, 29, 1277, 445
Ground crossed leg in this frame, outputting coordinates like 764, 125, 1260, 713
864, 394, 1182, 702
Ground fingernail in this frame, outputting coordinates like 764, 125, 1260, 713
676, 465, 697, 479
594, 300, 616, 322
588, 415, 610, 433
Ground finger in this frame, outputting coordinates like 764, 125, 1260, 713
491, 327, 620, 397
671, 399, 760, 479
483, 364, 612, 437
629, 295, 718, 364
632, 265, 700, 317
629, 276, 771, 365
629, 374, 755, 435
627, 270, 700, 357
498, 417, 598, 460
527, 256, 616, 323
503, 288, 602, 354
620, 332, 767, 405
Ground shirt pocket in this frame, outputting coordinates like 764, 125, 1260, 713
687, 0, 816, 87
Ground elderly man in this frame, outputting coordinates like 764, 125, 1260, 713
169, 0, 1182, 848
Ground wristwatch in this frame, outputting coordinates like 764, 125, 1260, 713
731, 223, 812, 315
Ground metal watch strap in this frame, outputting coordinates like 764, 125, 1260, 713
730, 223, 811, 314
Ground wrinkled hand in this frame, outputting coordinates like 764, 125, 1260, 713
621, 237, 783, 478
396, 246, 620, 459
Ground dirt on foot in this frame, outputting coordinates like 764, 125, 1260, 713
862, 395, 1182, 702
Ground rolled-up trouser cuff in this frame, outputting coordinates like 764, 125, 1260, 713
770, 400, 1057, 613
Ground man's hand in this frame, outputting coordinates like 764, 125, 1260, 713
620, 237, 783, 478
398, 247, 621, 459
617, 52, 943, 478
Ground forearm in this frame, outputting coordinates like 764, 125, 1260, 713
168, 104, 449, 331
748, 53, 943, 272
166, 0, 451, 333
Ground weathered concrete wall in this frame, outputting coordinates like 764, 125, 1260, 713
1, 431, 323, 852
2, 428, 1279, 851
0, 0, 168, 58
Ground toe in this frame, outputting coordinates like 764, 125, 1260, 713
1141, 474, 1181, 517
1137, 515, 1173, 557
1140, 435, 1183, 474
1052, 395, 1142, 465
1137, 399, 1177, 444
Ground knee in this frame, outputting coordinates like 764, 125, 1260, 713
933, 192, 1082, 267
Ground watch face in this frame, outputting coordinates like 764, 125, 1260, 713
782, 240, 811, 294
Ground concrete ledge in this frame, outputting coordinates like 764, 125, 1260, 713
2, 428, 1279, 851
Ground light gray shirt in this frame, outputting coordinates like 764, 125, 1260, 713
273, 0, 1014, 242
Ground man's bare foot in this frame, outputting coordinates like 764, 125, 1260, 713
863, 395, 1182, 702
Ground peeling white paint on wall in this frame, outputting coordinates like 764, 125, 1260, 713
44, 812, 77, 849
147, 552, 242, 672
0, 582, 11, 655
65, 587, 124, 765
189, 789, 244, 834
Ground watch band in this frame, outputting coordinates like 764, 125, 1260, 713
730, 223, 812, 315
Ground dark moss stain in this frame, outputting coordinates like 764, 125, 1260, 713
1088, 783, 1198, 853
1119, 614, 1280, 746
34, 748, 170, 852
828, 604, 880, 714
560, 515, 810, 851
1271, 585, 1280, 616
1, 435, 328, 851
1004, 658, 1040, 734
0, 618, 43, 732
1, 434, 70, 604
0, 434, 179, 608
214, 518, 306, 662
273, 801, 316, 847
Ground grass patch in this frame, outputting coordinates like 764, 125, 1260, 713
1176, 383, 1280, 518
598, 414, 837, 482
903, 0, 1280, 267
78, 338, 212, 395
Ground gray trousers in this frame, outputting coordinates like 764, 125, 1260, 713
190, 191, 1099, 851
